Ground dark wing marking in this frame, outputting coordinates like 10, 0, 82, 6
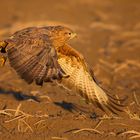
6, 28, 66, 85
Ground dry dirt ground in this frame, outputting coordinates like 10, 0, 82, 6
0, 0, 140, 140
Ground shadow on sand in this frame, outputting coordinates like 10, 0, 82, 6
0, 88, 40, 102
0, 87, 97, 119
54, 101, 98, 119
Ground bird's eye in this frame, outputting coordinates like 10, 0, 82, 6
64, 32, 71, 36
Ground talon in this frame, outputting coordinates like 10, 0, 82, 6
0, 41, 8, 67
0, 41, 8, 53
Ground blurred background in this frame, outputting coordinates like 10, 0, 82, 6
0, 0, 140, 140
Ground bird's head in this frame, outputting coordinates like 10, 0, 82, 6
46, 26, 77, 47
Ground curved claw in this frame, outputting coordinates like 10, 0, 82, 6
0, 41, 8, 67
0, 41, 8, 53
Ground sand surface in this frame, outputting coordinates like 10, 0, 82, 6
0, 0, 140, 140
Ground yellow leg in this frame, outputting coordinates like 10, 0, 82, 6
0, 41, 8, 66
0, 41, 8, 53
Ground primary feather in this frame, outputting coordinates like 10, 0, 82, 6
57, 44, 124, 114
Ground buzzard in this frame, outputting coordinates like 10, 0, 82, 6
0, 26, 124, 114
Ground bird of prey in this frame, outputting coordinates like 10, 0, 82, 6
0, 26, 124, 114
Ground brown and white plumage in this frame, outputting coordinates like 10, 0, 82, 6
57, 44, 124, 114
0, 25, 124, 114
5, 26, 70, 85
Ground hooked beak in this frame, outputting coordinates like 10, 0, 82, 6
70, 33, 77, 39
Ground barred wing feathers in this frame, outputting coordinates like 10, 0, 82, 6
6, 27, 66, 85
57, 44, 124, 114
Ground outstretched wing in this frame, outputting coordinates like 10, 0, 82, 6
57, 44, 125, 114
6, 27, 66, 85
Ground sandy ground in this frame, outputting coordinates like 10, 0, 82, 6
0, 0, 140, 140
